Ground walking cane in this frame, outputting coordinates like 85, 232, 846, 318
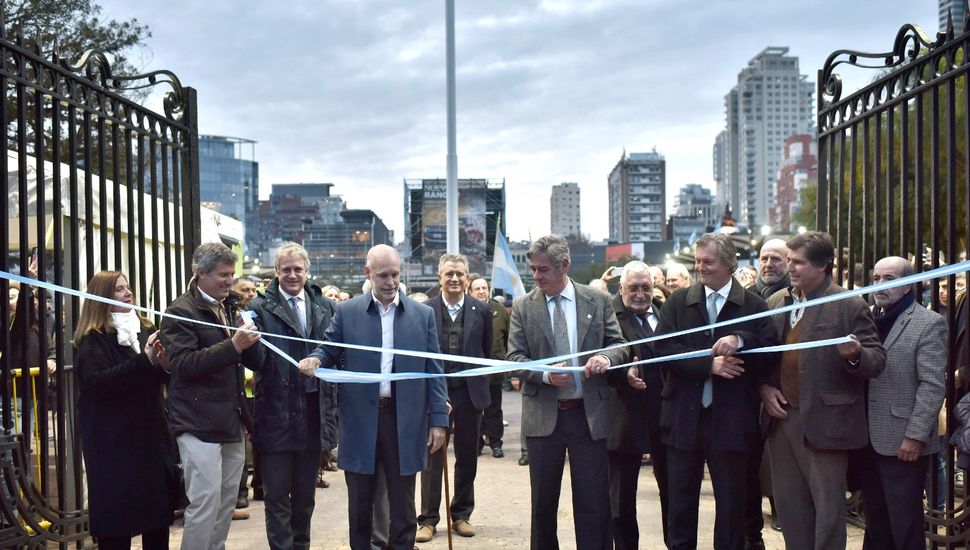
442, 439, 454, 550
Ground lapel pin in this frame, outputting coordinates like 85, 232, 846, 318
587, 313, 592, 320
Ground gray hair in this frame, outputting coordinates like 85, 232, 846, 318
527, 234, 570, 270
619, 261, 650, 285
693, 233, 738, 272
275, 242, 311, 270
192, 242, 237, 275
437, 253, 470, 273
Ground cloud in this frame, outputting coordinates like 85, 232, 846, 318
101, 0, 937, 241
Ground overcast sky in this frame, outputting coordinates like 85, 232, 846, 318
99, 0, 938, 242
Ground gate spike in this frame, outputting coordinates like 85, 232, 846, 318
948, 9, 955, 39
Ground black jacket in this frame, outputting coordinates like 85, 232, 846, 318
606, 293, 664, 454
160, 280, 258, 443
245, 279, 336, 454
655, 279, 779, 453
428, 294, 493, 410
75, 328, 176, 538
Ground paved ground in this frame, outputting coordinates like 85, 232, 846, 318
159, 390, 864, 549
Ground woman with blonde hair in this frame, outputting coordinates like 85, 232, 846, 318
73, 271, 177, 550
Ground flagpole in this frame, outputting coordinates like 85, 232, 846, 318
445, 0, 459, 254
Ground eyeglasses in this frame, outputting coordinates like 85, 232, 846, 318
623, 286, 653, 294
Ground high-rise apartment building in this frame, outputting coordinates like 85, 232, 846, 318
941, 0, 967, 35
550, 182, 581, 238
608, 150, 666, 242
773, 134, 818, 232
718, 47, 814, 228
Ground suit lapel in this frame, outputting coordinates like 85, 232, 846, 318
462, 300, 477, 352
575, 284, 593, 350
882, 302, 914, 350
532, 291, 555, 350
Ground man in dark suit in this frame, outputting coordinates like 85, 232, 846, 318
507, 234, 628, 550
416, 254, 493, 541
244, 243, 335, 550
860, 256, 946, 549
607, 260, 667, 549
298, 244, 449, 550
759, 231, 885, 550
469, 277, 510, 458
655, 233, 779, 550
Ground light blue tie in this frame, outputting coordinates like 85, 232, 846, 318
702, 292, 718, 408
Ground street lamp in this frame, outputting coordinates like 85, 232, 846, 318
760, 225, 771, 237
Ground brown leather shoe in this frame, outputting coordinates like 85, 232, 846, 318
415, 524, 435, 542
232, 510, 250, 520
452, 519, 475, 537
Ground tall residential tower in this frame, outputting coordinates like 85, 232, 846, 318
608, 150, 666, 242
550, 182, 581, 238
718, 47, 814, 228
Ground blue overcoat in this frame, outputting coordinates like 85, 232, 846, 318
308, 290, 449, 475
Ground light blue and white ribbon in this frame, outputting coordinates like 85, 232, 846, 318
1, 259, 964, 383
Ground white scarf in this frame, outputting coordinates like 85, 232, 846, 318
109, 310, 141, 350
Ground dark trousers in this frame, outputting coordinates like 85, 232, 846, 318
608, 451, 642, 550
345, 405, 417, 550
418, 385, 481, 525
743, 433, 767, 543
260, 394, 321, 550
96, 525, 169, 550
481, 383, 504, 448
650, 420, 671, 546
240, 396, 263, 497
667, 409, 747, 550
527, 405, 611, 550
860, 446, 928, 550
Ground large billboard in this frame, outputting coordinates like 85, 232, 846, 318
420, 179, 488, 275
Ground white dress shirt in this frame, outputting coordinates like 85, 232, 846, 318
373, 291, 401, 398
444, 295, 464, 321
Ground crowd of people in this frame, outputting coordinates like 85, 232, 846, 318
22, 227, 963, 550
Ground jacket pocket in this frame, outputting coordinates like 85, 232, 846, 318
890, 402, 914, 419
820, 390, 857, 406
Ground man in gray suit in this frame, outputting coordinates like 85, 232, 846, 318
759, 231, 886, 550
861, 256, 946, 549
507, 234, 628, 550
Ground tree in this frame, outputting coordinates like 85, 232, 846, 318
5, 0, 152, 81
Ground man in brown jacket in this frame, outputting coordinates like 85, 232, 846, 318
758, 231, 886, 550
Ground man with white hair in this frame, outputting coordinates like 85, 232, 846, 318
245, 242, 336, 549
665, 263, 692, 292
608, 260, 668, 549
648, 266, 666, 288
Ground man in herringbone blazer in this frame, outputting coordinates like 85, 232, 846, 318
860, 256, 946, 550
507, 234, 628, 550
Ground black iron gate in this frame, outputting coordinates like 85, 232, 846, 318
818, 12, 970, 547
0, 16, 199, 548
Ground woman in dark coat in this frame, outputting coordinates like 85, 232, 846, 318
73, 270, 176, 550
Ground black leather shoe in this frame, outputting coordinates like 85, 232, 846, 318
492, 447, 504, 458
745, 539, 766, 550
235, 495, 249, 509
518, 453, 529, 466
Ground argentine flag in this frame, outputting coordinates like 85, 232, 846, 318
491, 229, 526, 299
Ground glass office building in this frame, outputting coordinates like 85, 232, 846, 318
199, 135, 258, 247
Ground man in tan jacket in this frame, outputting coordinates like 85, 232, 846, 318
758, 231, 886, 550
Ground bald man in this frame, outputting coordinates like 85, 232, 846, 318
861, 256, 945, 549
665, 264, 691, 292
755, 239, 790, 300
299, 244, 449, 550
